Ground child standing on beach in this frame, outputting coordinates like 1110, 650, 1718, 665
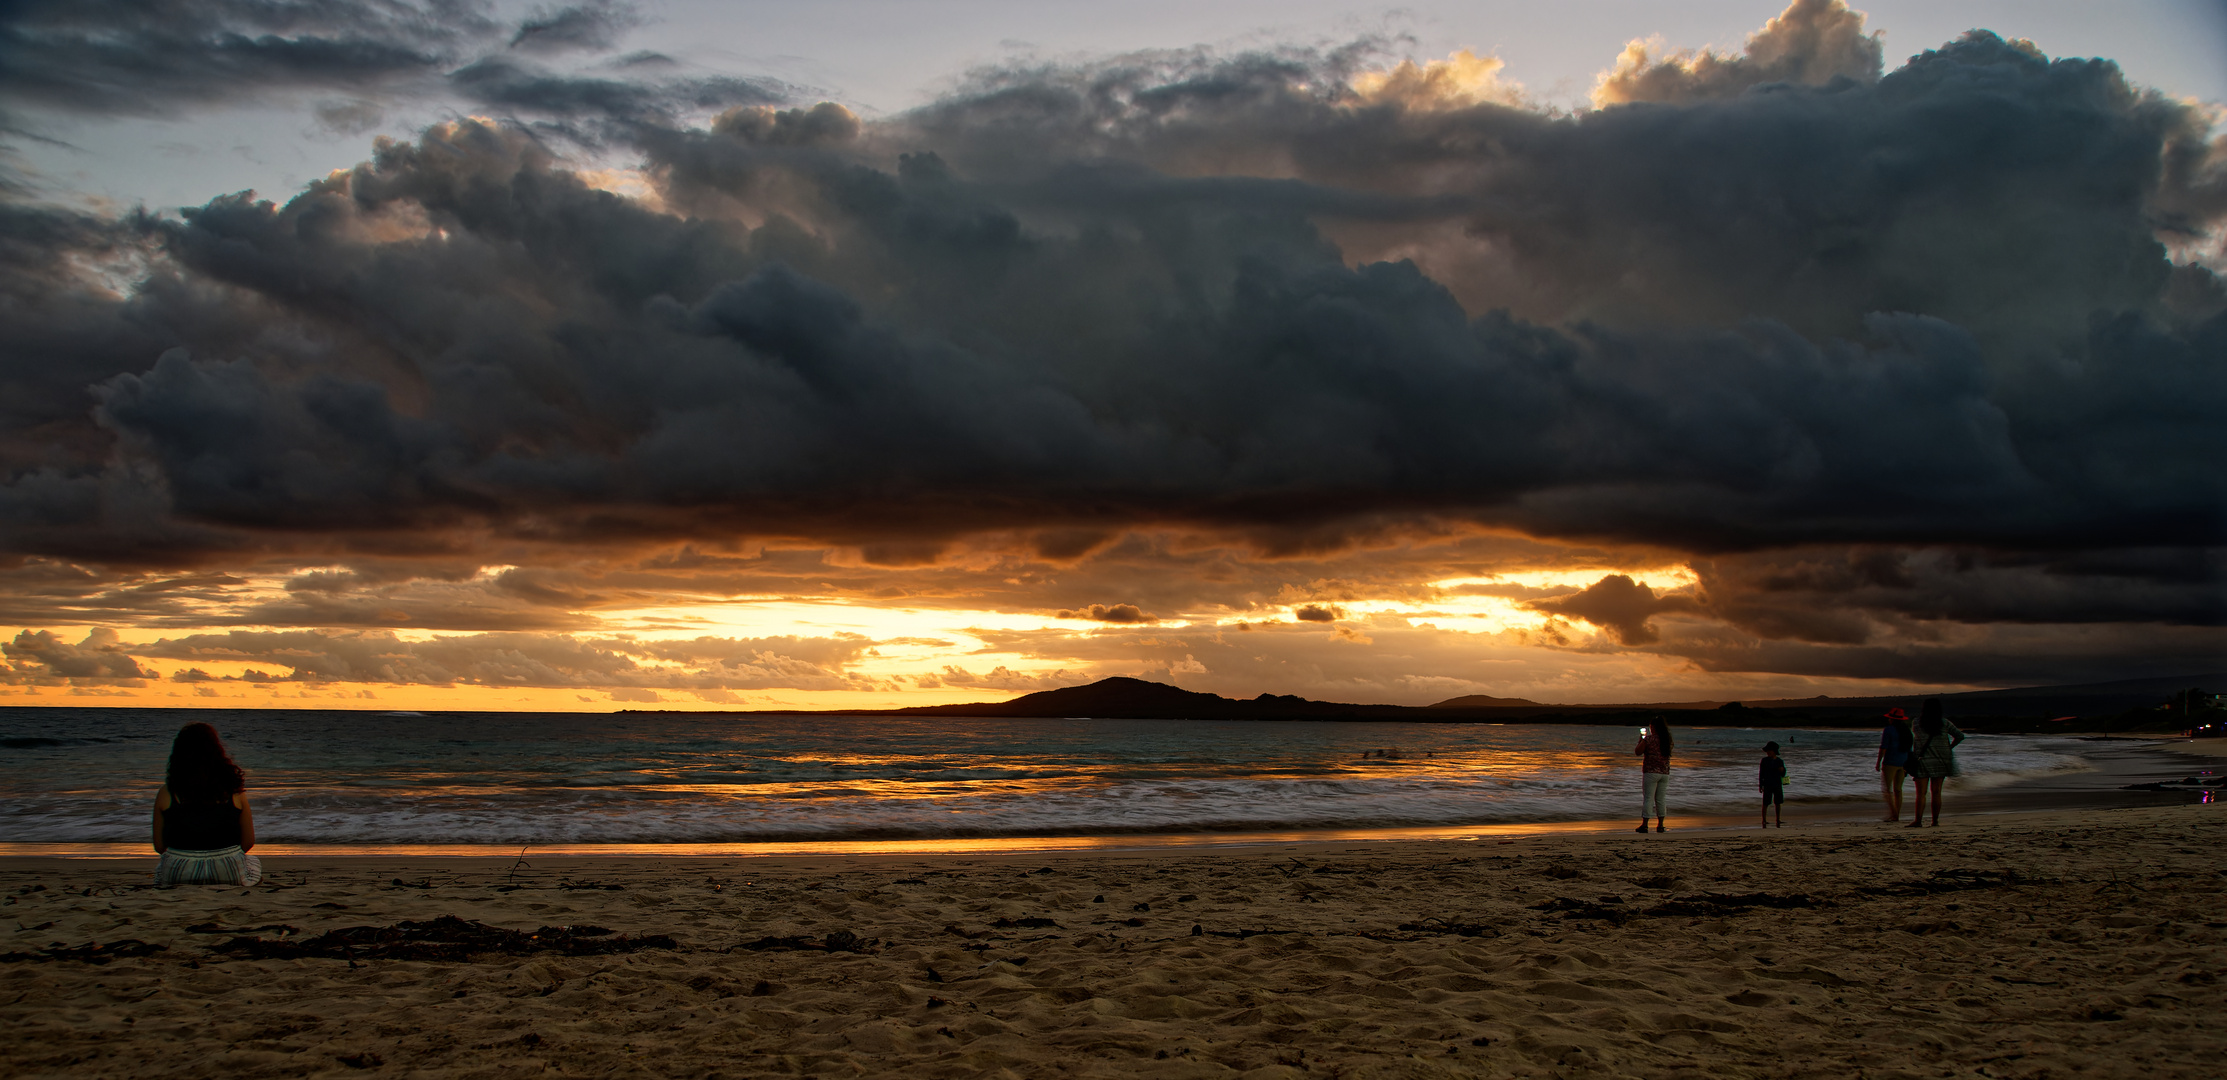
1758, 741, 1787, 828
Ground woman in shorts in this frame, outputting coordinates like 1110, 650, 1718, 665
1875, 707, 1912, 821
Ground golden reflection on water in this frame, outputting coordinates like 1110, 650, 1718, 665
0, 817, 1636, 861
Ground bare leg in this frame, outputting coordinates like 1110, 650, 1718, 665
1906, 777, 1928, 827
1889, 775, 1904, 821
1926, 778, 1943, 825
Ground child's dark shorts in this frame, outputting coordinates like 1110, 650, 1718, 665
1761, 787, 1784, 806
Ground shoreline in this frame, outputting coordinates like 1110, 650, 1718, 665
4, 803, 2220, 1077
7, 733, 2214, 862
0, 799, 2207, 872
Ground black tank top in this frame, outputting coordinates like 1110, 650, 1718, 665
164, 795, 242, 850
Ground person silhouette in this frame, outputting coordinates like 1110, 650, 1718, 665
1905, 699, 1965, 828
152, 722, 261, 886
1634, 721, 1673, 833
1876, 707, 1913, 822
1759, 741, 1787, 828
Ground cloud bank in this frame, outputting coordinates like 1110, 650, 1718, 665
0, 1, 2221, 698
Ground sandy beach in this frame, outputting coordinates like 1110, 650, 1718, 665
4, 802, 2222, 1078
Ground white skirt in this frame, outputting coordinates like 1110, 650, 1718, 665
155, 846, 262, 887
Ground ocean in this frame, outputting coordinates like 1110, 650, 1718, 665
0, 706, 2097, 855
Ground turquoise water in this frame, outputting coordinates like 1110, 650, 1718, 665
0, 707, 2086, 847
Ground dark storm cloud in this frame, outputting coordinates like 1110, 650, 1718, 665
0, 0, 488, 116
0, 1, 2222, 685
0, 0, 766, 137
1055, 604, 1157, 623
448, 57, 785, 124
111, 628, 876, 690
1694, 546, 2227, 640
510, 1, 642, 55
1643, 619, 2226, 688
1527, 575, 1702, 646
894, 19, 2222, 344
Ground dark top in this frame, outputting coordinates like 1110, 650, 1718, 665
1879, 724, 1910, 768
1636, 733, 1670, 775
164, 796, 242, 850
1758, 756, 1786, 791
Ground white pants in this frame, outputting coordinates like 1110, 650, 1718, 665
1642, 773, 1669, 819
155, 846, 261, 887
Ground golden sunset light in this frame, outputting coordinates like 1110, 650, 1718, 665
5, 3, 2224, 1075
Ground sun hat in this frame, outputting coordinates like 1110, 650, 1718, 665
1883, 707, 1908, 721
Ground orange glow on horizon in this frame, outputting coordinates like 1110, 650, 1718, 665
0, 555, 1766, 712
0, 676, 1023, 714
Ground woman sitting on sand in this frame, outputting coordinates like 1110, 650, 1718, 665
1635, 721, 1672, 833
152, 722, 261, 886
1904, 699, 1965, 829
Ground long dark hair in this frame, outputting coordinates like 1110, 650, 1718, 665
166, 722, 245, 803
1652, 720, 1674, 759
1918, 698, 1945, 737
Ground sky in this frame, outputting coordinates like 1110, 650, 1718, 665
0, 0, 2221, 712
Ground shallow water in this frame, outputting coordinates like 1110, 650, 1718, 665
0, 707, 2088, 849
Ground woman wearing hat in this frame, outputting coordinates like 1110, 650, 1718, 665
1875, 707, 1913, 822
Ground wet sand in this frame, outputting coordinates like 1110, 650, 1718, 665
5, 802, 2223, 1078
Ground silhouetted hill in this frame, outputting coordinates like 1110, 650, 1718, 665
665, 673, 2226, 732
893, 677, 1423, 721
899, 677, 1235, 719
